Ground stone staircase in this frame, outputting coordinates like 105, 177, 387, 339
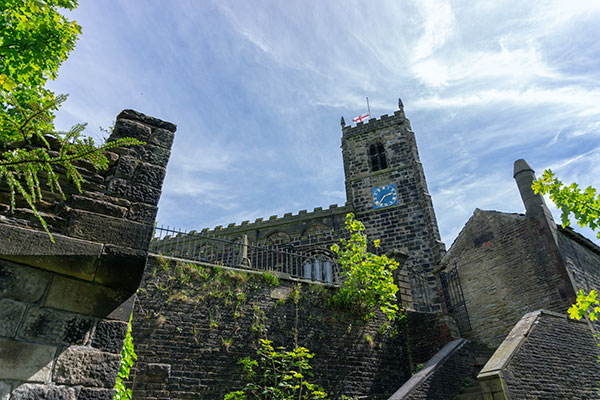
453, 343, 495, 400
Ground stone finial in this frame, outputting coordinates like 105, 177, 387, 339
398, 98, 404, 110
341, 116, 346, 127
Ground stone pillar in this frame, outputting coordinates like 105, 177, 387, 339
0, 109, 176, 399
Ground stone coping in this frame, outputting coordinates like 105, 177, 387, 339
477, 309, 586, 380
387, 338, 468, 399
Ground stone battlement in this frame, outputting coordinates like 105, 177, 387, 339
342, 109, 407, 139
195, 202, 353, 238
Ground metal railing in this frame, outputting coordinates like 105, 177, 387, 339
151, 226, 340, 284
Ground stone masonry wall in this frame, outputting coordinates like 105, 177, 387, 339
0, 110, 175, 400
558, 226, 600, 303
479, 310, 600, 399
129, 256, 455, 400
438, 209, 571, 349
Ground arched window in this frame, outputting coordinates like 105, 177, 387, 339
369, 142, 387, 172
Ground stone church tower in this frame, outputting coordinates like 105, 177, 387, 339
341, 99, 445, 282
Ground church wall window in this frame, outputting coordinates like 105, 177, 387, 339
369, 142, 387, 172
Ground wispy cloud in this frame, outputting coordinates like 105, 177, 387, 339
48, 0, 600, 246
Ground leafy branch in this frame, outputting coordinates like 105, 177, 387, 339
532, 169, 600, 238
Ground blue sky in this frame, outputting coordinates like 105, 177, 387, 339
48, 1, 600, 247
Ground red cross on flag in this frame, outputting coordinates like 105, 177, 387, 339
352, 113, 370, 123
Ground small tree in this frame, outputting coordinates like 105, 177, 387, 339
224, 339, 329, 400
330, 213, 402, 322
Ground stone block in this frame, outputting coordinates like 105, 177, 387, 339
116, 109, 177, 133
69, 194, 128, 219
66, 209, 153, 250
106, 178, 162, 206
53, 346, 120, 388
140, 363, 171, 383
151, 127, 175, 149
0, 338, 56, 381
45, 276, 131, 318
112, 119, 152, 145
124, 143, 171, 168
19, 307, 94, 345
0, 261, 51, 302
0, 299, 27, 337
105, 294, 136, 322
113, 155, 138, 179
111, 118, 175, 151
10, 384, 77, 400
0, 224, 102, 281
0, 381, 10, 400
78, 388, 114, 400
91, 320, 128, 354
134, 163, 167, 189
94, 245, 147, 291
127, 202, 158, 224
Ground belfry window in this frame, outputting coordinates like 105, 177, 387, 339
369, 142, 387, 172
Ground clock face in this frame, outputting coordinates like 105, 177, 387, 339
372, 184, 399, 209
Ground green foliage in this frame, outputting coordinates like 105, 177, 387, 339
113, 316, 137, 400
224, 339, 329, 400
262, 271, 280, 287
1, 0, 81, 143
0, 0, 143, 240
568, 289, 600, 321
330, 213, 402, 321
532, 169, 600, 239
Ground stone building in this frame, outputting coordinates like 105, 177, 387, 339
436, 158, 600, 347
159, 99, 446, 309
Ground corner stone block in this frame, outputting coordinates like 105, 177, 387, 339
125, 143, 171, 168
19, 306, 94, 345
0, 338, 56, 382
53, 346, 121, 388
116, 109, 177, 133
0, 224, 103, 281
45, 275, 131, 318
0, 299, 27, 337
134, 163, 167, 189
126, 202, 158, 224
106, 177, 162, 206
94, 245, 148, 291
66, 209, 153, 250
0, 260, 51, 302
9, 384, 77, 400
112, 119, 152, 146
91, 320, 128, 354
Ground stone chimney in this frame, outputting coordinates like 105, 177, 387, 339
513, 159, 557, 238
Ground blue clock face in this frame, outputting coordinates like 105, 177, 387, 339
372, 184, 398, 209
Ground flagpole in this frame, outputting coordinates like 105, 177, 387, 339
366, 97, 371, 118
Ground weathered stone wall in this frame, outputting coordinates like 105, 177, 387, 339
558, 226, 600, 301
0, 110, 175, 399
129, 256, 456, 399
479, 310, 600, 399
438, 209, 572, 349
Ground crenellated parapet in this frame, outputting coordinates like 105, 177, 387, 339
190, 202, 354, 245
